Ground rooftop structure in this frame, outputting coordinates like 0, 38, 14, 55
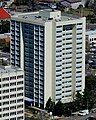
12, 9, 80, 23
0, 8, 11, 19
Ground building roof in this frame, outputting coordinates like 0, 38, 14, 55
12, 9, 82, 24
66, 0, 81, 3
0, 8, 11, 19
0, 65, 23, 73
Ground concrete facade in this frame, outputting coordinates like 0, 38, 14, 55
10, 9, 86, 107
0, 65, 24, 120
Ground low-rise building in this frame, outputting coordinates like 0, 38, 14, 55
86, 30, 96, 52
0, 65, 24, 120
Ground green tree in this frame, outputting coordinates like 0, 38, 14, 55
75, 92, 83, 110
45, 97, 55, 113
53, 100, 64, 117
0, 20, 10, 33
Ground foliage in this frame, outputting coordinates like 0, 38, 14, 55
45, 97, 55, 113
0, 20, 10, 34
45, 75, 96, 117
53, 100, 64, 117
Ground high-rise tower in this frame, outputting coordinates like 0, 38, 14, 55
10, 9, 86, 107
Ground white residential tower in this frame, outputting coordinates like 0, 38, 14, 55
10, 9, 86, 107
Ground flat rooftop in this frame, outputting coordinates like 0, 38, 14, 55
0, 65, 23, 73
12, 9, 80, 24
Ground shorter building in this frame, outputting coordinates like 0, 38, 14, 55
86, 30, 96, 52
0, 65, 24, 120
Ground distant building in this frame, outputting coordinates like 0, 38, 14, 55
0, 33, 10, 44
86, 30, 96, 52
10, 9, 86, 107
66, 0, 85, 9
60, 1, 71, 11
0, 65, 24, 120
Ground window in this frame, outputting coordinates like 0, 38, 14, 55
17, 110, 23, 114
17, 99, 23, 103
77, 23, 82, 25
76, 66, 82, 68
56, 74, 61, 77
17, 87, 23, 91
76, 85, 81, 87
56, 26, 62, 28
3, 95, 9, 99
66, 37, 72, 40
10, 118, 16, 120
77, 42, 82, 45
2, 77, 9, 81
10, 100, 16, 104
77, 37, 82, 40
56, 35, 62, 38
76, 75, 82, 78
10, 112, 16, 116
10, 76, 16, 80
10, 88, 16, 92
10, 82, 16, 86
17, 93, 23, 97
66, 42, 72, 45
66, 47, 72, 50
63, 25, 74, 31
56, 89, 61, 91
17, 75, 23, 79
77, 28, 82, 30
76, 80, 81, 83
3, 107, 9, 111
77, 56, 82, 59
10, 94, 16, 98
10, 106, 16, 110
65, 76, 71, 78
3, 101, 9, 105
17, 105, 23, 109
3, 90, 9, 93
65, 85, 71, 88
77, 33, 82, 35
65, 95, 71, 97
17, 81, 23, 85
65, 90, 71, 92
17, 116, 23, 120
56, 31, 62, 33
3, 113, 9, 117
66, 66, 72, 69
3, 84, 9, 87
77, 47, 82, 49
56, 93, 61, 96
76, 71, 82, 73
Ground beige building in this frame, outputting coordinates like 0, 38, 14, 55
11, 9, 86, 107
